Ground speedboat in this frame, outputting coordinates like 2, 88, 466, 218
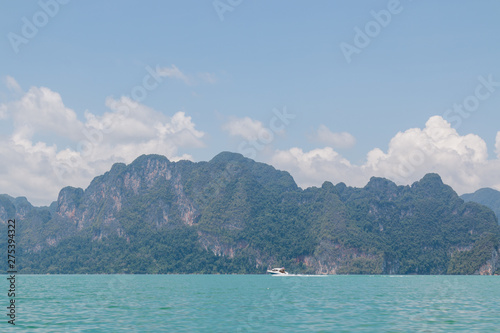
267, 267, 288, 275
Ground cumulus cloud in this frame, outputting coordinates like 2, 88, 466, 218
363, 116, 490, 192
270, 116, 500, 195
0, 83, 205, 205
309, 125, 356, 149
10, 86, 84, 140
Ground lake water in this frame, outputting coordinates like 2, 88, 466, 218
2, 275, 500, 332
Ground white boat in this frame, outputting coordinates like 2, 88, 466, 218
267, 267, 288, 275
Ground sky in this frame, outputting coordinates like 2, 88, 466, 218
1, 0, 500, 206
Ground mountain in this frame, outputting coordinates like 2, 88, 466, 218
1, 152, 499, 275
461, 188, 500, 221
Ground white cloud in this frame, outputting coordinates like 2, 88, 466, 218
0, 84, 205, 206
268, 116, 500, 195
309, 125, 356, 149
156, 65, 191, 85
222, 117, 267, 141
363, 116, 489, 192
10, 86, 84, 140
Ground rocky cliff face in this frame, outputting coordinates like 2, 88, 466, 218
1, 152, 499, 274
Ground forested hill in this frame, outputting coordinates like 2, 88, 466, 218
462, 188, 500, 221
1, 152, 499, 275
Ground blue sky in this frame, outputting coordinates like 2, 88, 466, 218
1, 0, 500, 205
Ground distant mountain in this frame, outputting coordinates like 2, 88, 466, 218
1, 152, 499, 275
461, 188, 500, 222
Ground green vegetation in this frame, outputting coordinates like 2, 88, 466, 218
462, 188, 500, 222
447, 233, 499, 275
18, 227, 262, 274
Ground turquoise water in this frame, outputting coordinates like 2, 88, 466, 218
2, 275, 500, 332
